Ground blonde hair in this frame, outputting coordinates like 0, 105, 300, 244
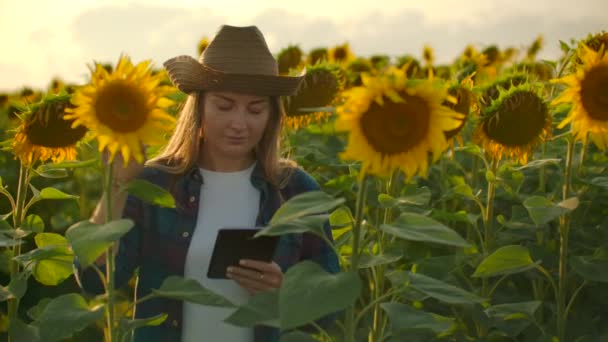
147, 91, 294, 188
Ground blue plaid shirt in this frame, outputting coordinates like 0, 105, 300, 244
80, 162, 341, 342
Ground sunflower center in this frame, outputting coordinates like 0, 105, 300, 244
95, 80, 150, 132
483, 90, 547, 147
359, 93, 430, 155
26, 103, 87, 148
580, 64, 608, 121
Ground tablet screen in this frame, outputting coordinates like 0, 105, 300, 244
207, 228, 279, 279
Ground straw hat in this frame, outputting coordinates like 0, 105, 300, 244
163, 25, 305, 96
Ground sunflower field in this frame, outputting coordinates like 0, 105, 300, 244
0, 31, 607, 342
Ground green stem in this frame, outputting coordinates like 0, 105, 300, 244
564, 280, 587, 320
557, 138, 574, 342
370, 172, 396, 342
539, 142, 547, 193
344, 171, 367, 342
578, 137, 587, 176
8, 165, 29, 339
481, 159, 499, 300
105, 161, 116, 342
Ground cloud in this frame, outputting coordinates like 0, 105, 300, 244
71, 4, 227, 65
2, 1, 607, 91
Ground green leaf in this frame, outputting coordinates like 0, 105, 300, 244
378, 187, 431, 208
8, 271, 28, 300
33, 168, 69, 179
40, 187, 79, 200
329, 206, 353, 241
358, 251, 403, 269
387, 271, 485, 304
513, 158, 561, 171
485, 170, 496, 183
570, 256, 608, 283
455, 143, 484, 160
38, 158, 97, 170
270, 191, 345, 225
473, 245, 537, 278
119, 313, 168, 339
279, 331, 318, 342
151, 276, 236, 307
279, 261, 360, 330
485, 301, 541, 321
123, 179, 175, 208
65, 219, 134, 268
29, 233, 74, 286
27, 298, 52, 321
22, 214, 45, 233
380, 213, 470, 248
523, 196, 578, 225
8, 318, 40, 342
0, 272, 29, 301
37, 293, 105, 342
381, 302, 454, 334
224, 289, 280, 328
0, 233, 23, 247
256, 214, 329, 238
590, 177, 608, 190
559, 40, 570, 53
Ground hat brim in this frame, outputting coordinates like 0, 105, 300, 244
163, 55, 305, 96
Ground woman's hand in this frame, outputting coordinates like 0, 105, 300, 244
226, 259, 283, 295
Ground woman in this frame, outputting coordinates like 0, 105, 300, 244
82, 25, 341, 342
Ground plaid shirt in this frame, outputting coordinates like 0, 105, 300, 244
80, 162, 341, 342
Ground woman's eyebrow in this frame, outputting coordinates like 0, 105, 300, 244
211, 94, 235, 103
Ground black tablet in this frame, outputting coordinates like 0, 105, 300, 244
207, 228, 280, 279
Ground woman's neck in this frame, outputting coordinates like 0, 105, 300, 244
198, 146, 256, 172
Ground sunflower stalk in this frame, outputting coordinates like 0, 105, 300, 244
344, 171, 367, 342
577, 137, 587, 175
104, 160, 117, 342
7, 164, 30, 340
481, 158, 499, 305
556, 138, 574, 342
369, 171, 396, 342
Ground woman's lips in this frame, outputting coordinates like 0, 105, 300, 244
226, 136, 247, 144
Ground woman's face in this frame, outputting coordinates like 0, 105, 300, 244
201, 91, 271, 159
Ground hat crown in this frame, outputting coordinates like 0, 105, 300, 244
199, 25, 278, 75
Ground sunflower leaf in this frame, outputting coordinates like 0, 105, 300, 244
270, 191, 344, 225
473, 245, 538, 278
122, 179, 175, 208
381, 212, 470, 248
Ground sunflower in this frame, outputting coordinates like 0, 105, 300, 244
11, 93, 87, 165
443, 77, 477, 143
396, 56, 422, 78
0, 94, 8, 109
283, 63, 344, 129
307, 47, 329, 65
423, 45, 435, 66
65, 55, 176, 163
345, 58, 373, 87
569, 31, 608, 70
49, 78, 66, 94
479, 72, 528, 106
526, 35, 544, 61
197, 37, 209, 56
335, 69, 463, 178
370, 55, 390, 70
474, 83, 551, 163
330, 43, 355, 64
277, 45, 303, 75
552, 44, 608, 149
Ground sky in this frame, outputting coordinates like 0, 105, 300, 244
0, 0, 606, 91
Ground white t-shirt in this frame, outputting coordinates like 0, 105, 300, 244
181, 163, 259, 342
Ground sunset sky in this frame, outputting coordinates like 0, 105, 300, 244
1, 0, 606, 91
